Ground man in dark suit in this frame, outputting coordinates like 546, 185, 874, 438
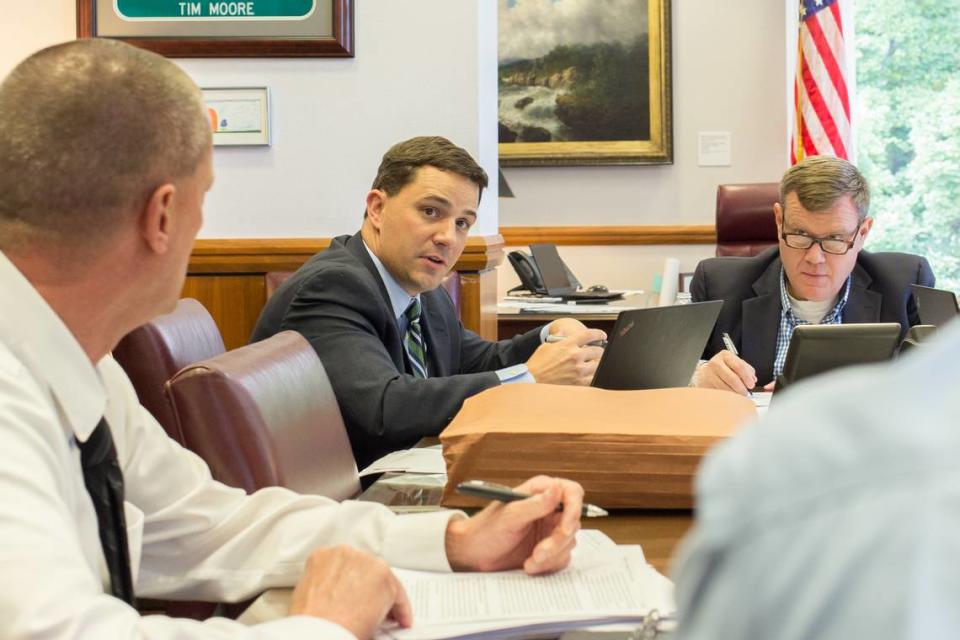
691, 155, 934, 394
253, 137, 605, 467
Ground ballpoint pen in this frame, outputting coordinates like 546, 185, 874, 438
721, 332, 753, 396
545, 334, 608, 348
456, 480, 609, 517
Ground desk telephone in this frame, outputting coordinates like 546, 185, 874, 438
507, 250, 581, 294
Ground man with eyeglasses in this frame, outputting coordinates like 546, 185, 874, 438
690, 155, 934, 395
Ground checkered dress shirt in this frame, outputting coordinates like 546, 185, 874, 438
772, 267, 852, 378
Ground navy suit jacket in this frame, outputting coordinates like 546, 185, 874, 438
691, 247, 935, 384
251, 232, 543, 468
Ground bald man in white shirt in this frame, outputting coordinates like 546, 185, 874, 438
0, 39, 583, 639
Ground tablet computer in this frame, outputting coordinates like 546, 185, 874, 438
775, 323, 900, 395
910, 284, 959, 327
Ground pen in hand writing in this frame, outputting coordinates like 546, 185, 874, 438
721, 332, 753, 396
456, 480, 608, 518
545, 334, 608, 348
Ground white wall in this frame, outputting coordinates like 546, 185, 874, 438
0, 0, 500, 238
496, 0, 789, 295
2, 1, 790, 293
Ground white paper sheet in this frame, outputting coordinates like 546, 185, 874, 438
359, 445, 446, 477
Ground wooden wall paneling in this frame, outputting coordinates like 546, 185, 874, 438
500, 224, 716, 246
181, 227, 711, 348
184, 234, 506, 348
181, 274, 266, 350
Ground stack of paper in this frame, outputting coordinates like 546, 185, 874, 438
375, 531, 675, 640
359, 445, 446, 477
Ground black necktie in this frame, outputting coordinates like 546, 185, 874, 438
77, 418, 135, 604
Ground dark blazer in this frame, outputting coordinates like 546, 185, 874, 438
691, 247, 935, 384
252, 233, 543, 468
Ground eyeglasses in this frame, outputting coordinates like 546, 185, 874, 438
781, 220, 863, 256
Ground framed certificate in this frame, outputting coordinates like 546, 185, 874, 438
77, 0, 354, 58
202, 87, 271, 146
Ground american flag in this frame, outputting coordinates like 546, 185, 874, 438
790, 0, 851, 163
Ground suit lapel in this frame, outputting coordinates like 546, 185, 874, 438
741, 257, 783, 383
345, 233, 407, 370
842, 262, 881, 323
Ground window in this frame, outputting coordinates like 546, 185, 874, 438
855, 1, 960, 291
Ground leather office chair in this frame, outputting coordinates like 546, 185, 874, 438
440, 271, 462, 317
715, 182, 780, 257
166, 330, 360, 500
113, 298, 226, 443
264, 271, 293, 299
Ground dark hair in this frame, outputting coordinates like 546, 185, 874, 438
371, 136, 488, 200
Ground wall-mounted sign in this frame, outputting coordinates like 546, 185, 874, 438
114, 0, 315, 20
77, 0, 353, 57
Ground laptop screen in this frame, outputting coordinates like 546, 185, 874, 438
529, 244, 576, 295
591, 301, 723, 390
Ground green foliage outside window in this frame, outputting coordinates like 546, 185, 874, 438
856, 0, 960, 291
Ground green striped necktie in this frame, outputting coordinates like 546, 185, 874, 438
404, 298, 428, 378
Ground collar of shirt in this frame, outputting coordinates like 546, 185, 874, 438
0, 251, 106, 443
362, 240, 420, 327
778, 267, 852, 327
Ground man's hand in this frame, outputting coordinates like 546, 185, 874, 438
527, 329, 606, 385
288, 545, 412, 640
547, 317, 591, 338
691, 351, 757, 395
444, 476, 584, 575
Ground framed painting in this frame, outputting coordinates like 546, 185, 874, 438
498, 0, 672, 166
76, 0, 354, 57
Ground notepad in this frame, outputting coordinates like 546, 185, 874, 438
375, 533, 674, 640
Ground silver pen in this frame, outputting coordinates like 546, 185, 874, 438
721, 332, 753, 396
456, 480, 608, 517
545, 334, 608, 348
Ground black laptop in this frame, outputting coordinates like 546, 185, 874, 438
529, 244, 624, 302
590, 301, 723, 390
910, 284, 959, 327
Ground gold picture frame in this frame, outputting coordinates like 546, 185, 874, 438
498, 0, 672, 166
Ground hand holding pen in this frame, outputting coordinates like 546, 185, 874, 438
444, 476, 589, 575
690, 332, 757, 396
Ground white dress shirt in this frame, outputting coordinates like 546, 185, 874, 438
673, 320, 960, 639
0, 252, 459, 639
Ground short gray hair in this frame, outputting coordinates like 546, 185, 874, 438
779, 155, 870, 220
0, 39, 211, 250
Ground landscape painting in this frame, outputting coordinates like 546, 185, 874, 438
498, 0, 672, 165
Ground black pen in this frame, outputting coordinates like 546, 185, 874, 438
721, 332, 753, 396
456, 480, 608, 518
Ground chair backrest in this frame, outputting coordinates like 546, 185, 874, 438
715, 183, 780, 257
265, 271, 294, 299
113, 298, 226, 443
165, 331, 360, 500
440, 271, 462, 317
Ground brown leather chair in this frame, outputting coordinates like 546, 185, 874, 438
113, 298, 225, 443
440, 271, 461, 317
166, 331, 360, 501
264, 271, 293, 299
715, 183, 780, 257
